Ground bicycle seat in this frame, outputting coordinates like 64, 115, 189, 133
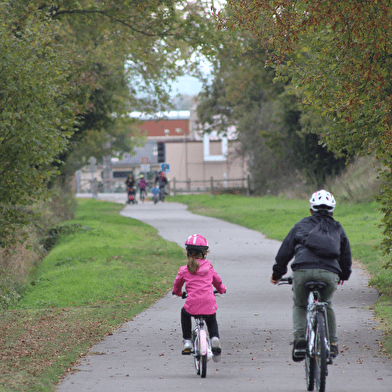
305, 281, 327, 291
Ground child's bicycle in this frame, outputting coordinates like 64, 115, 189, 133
150, 187, 159, 204
279, 277, 333, 392
139, 188, 147, 203
181, 291, 218, 378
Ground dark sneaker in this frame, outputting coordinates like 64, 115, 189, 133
292, 338, 307, 362
330, 344, 338, 358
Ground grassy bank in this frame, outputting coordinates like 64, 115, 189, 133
1, 194, 391, 392
0, 199, 185, 392
168, 194, 392, 354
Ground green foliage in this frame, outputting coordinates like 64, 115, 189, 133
0, 276, 21, 310
0, 4, 75, 247
0, 0, 217, 247
221, 0, 392, 265
375, 168, 392, 270
197, 20, 347, 194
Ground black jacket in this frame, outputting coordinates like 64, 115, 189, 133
155, 173, 167, 187
272, 211, 352, 281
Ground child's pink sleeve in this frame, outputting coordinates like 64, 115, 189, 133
172, 270, 185, 296
212, 270, 226, 294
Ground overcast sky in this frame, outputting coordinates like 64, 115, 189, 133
169, 54, 213, 96
169, 75, 204, 96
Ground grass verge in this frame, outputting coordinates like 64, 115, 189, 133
0, 199, 185, 392
168, 194, 392, 356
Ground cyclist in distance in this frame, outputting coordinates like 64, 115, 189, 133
125, 173, 135, 205
138, 174, 147, 201
270, 190, 352, 361
172, 234, 226, 362
154, 170, 168, 201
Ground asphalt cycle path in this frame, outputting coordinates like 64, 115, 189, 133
57, 200, 392, 392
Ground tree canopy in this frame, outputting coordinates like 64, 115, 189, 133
197, 13, 346, 193
0, 0, 215, 247
219, 0, 392, 263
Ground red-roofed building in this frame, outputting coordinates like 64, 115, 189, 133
76, 107, 248, 194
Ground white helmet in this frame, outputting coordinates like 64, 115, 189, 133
309, 190, 336, 212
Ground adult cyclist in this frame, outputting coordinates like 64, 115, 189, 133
155, 170, 168, 202
270, 190, 352, 361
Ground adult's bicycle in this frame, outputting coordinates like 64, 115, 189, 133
159, 186, 166, 202
280, 277, 333, 392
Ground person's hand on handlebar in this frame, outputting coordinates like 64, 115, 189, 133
270, 275, 281, 285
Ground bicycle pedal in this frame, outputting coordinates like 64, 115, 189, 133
182, 349, 192, 355
292, 349, 306, 362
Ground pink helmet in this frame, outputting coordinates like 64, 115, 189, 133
185, 234, 209, 252
309, 189, 336, 212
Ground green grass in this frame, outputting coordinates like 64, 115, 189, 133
0, 199, 185, 392
169, 194, 392, 355
2, 194, 391, 392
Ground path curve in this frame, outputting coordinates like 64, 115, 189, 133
57, 199, 392, 392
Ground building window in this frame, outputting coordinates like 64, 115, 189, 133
203, 133, 228, 162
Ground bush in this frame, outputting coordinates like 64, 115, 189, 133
0, 182, 78, 308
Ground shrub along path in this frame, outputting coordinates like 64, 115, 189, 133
57, 201, 392, 392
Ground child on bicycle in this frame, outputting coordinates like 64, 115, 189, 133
172, 234, 226, 362
138, 174, 147, 200
270, 190, 352, 361
150, 186, 159, 203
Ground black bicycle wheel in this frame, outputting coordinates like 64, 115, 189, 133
194, 355, 200, 375
314, 312, 327, 392
200, 354, 207, 378
193, 334, 200, 375
305, 349, 315, 391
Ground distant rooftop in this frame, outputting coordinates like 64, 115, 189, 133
129, 110, 190, 121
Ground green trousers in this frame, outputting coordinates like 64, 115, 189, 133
292, 268, 340, 343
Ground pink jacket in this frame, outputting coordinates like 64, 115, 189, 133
172, 259, 226, 315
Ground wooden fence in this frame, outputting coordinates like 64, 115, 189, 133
75, 176, 252, 197
170, 176, 251, 196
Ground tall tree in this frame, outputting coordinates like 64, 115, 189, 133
197, 22, 346, 193
0, 4, 76, 246
220, 0, 392, 264
0, 0, 216, 247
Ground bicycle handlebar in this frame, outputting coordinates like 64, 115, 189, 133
278, 277, 293, 285
177, 290, 221, 299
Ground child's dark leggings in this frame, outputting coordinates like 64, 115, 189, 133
181, 307, 219, 340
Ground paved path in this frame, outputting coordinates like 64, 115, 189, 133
58, 198, 392, 391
